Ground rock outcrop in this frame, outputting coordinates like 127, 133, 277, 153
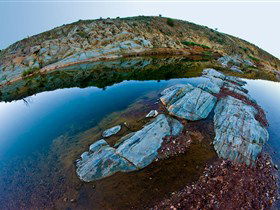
76, 69, 269, 182
160, 68, 269, 165
1, 16, 279, 85
76, 114, 183, 181
213, 96, 268, 165
160, 83, 217, 121
217, 55, 262, 74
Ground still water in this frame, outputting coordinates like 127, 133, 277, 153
0, 69, 279, 209
0, 77, 207, 208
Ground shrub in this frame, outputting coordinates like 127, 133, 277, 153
248, 55, 260, 62
240, 46, 249, 53
21, 67, 40, 77
77, 31, 88, 39
166, 18, 175, 27
181, 41, 210, 49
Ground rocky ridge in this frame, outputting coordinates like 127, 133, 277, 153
1, 16, 279, 85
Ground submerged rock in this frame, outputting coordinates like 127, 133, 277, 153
160, 83, 217, 121
102, 125, 122, 137
76, 114, 183, 181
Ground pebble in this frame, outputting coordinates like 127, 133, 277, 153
274, 164, 278, 170
70, 198, 76, 203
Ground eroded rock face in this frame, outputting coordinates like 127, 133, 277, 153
213, 96, 268, 165
76, 114, 183, 181
160, 83, 217, 121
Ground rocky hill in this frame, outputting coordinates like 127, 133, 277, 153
0, 16, 279, 85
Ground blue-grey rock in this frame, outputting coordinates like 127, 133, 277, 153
160, 84, 217, 121
202, 68, 226, 80
146, 110, 158, 118
76, 140, 136, 182
76, 114, 183, 181
213, 96, 268, 165
102, 125, 122, 137
230, 65, 243, 73
116, 114, 183, 168
218, 55, 256, 70
198, 77, 223, 94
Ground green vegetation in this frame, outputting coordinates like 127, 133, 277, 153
248, 55, 260, 62
166, 18, 175, 27
181, 41, 210, 49
77, 31, 88, 39
240, 46, 249, 53
21, 67, 40, 77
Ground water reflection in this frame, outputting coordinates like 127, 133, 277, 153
245, 79, 280, 160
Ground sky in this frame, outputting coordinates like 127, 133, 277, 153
0, 1, 279, 58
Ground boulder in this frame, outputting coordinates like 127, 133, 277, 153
213, 96, 268, 165
102, 125, 122, 137
160, 84, 217, 121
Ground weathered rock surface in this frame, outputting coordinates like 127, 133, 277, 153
76, 139, 136, 182
218, 55, 255, 71
117, 114, 183, 168
160, 83, 217, 121
160, 69, 269, 165
213, 96, 268, 165
146, 110, 158, 118
199, 69, 269, 165
230, 65, 243, 73
2, 16, 278, 86
102, 125, 122, 137
76, 114, 183, 181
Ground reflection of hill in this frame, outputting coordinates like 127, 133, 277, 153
0, 57, 212, 102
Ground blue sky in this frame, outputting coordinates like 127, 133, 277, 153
0, 1, 279, 58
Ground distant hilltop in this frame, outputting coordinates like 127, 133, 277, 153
0, 16, 279, 84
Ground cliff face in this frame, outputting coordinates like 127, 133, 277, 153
0, 16, 279, 84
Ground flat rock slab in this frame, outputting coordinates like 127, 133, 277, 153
116, 114, 183, 168
102, 125, 122, 137
76, 114, 183, 181
160, 84, 217, 121
76, 140, 136, 182
213, 96, 268, 165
